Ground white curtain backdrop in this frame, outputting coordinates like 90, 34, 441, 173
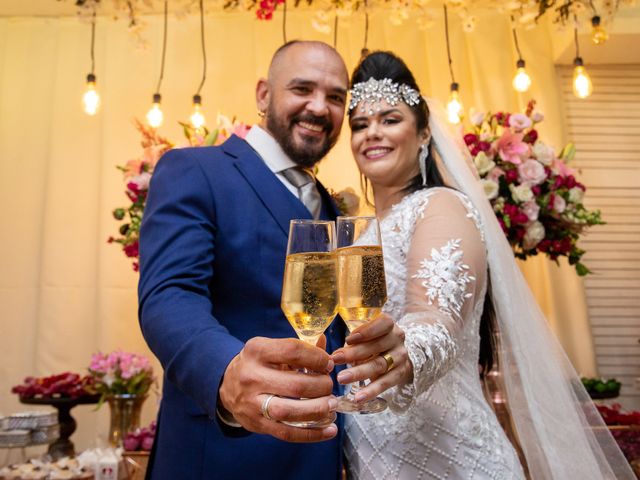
0, 8, 598, 452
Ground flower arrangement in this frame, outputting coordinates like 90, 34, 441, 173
12, 372, 95, 400
109, 116, 250, 271
87, 351, 155, 403
123, 421, 156, 452
464, 100, 603, 276
596, 403, 640, 465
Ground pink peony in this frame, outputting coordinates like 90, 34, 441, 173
495, 130, 528, 165
517, 159, 547, 186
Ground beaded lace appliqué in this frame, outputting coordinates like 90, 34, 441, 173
412, 239, 475, 319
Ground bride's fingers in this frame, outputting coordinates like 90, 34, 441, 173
345, 314, 395, 345
336, 346, 409, 385
333, 336, 396, 366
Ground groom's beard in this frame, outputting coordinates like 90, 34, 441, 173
267, 110, 338, 169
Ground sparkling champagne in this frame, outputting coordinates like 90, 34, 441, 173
337, 245, 387, 332
281, 252, 338, 344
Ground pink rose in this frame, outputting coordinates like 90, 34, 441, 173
486, 166, 505, 182
522, 200, 540, 222
553, 195, 567, 213
517, 159, 547, 186
495, 130, 528, 165
508, 113, 532, 132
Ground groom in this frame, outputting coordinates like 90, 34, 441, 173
138, 41, 350, 479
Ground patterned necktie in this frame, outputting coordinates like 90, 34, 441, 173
281, 167, 322, 220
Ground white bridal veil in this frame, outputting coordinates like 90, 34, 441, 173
425, 98, 635, 479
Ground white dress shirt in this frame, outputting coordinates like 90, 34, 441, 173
245, 125, 301, 199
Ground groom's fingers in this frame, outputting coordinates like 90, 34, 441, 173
219, 336, 337, 443
261, 394, 338, 423
261, 419, 338, 443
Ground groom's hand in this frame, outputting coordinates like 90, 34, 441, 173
218, 336, 338, 443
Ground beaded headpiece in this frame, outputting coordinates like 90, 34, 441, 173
348, 77, 421, 115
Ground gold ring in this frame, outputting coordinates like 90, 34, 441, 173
261, 394, 276, 421
381, 352, 394, 373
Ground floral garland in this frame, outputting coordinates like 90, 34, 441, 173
65, 0, 627, 30
464, 100, 603, 276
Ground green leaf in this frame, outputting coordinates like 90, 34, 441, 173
575, 262, 591, 276
205, 129, 219, 146
560, 142, 576, 163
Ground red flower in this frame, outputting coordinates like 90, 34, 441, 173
124, 242, 139, 258
464, 133, 478, 145
531, 185, 541, 196
505, 169, 519, 183
565, 175, 577, 189
477, 141, 491, 152
523, 129, 538, 144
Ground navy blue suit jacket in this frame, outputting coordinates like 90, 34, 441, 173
138, 135, 346, 479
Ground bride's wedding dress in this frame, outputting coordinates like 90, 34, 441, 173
344, 187, 526, 480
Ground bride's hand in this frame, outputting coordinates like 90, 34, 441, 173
331, 314, 413, 403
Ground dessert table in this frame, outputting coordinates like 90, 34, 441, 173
19, 395, 100, 459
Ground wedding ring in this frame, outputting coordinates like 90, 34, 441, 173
381, 352, 394, 373
261, 394, 276, 421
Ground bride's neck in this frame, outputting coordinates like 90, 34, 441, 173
372, 185, 407, 218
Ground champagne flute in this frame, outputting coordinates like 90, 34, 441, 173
281, 219, 339, 428
335, 216, 388, 414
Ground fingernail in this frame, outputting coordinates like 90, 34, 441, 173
346, 333, 362, 344
322, 424, 337, 437
332, 352, 346, 364
325, 359, 335, 373
337, 371, 352, 384
354, 392, 367, 403
328, 398, 338, 411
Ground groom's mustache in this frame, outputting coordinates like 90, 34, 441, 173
291, 113, 333, 134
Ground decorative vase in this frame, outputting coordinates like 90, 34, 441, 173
107, 394, 146, 447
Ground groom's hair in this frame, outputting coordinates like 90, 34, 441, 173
268, 40, 342, 82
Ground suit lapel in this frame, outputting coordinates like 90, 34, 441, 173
223, 135, 310, 236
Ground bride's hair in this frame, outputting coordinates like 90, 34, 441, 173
349, 51, 444, 192
350, 51, 497, 375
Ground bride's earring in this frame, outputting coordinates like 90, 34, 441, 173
418, 144, 429, 186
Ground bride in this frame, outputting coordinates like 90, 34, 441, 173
333, 51, 634, 479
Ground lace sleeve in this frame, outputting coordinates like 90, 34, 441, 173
388, 189, 487, 412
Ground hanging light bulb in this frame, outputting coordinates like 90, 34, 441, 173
447, 83, 463, 124
590, 15, 609, 45
190, 94, 206, 129
512, 59, 532, 93
82, 73, 101, 116
573, 57, 593, 98
146, 93, 164, 128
